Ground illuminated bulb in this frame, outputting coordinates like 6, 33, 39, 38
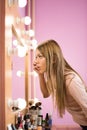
13, 39, 18, 46
18, 0, 27, 8
31, 39, 38, 50
13, 98, 26, 109
17, 70, 24, 77
33, 71, 38, 77
5, 16, 14, 26
17, 45, 27, 57
28, 29, 35, 37
23, 16, 31, 25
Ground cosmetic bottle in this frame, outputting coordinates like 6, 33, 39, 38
37, 114, 43, 130
48, 114, 52, 129
45, 113, 51, 130
45, 113, 49, 126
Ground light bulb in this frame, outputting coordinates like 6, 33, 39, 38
5, 16, 14, 26
31, 39, 38, 50
24, 16, 31, 25
13, 39, 18, 46
33, 71, 38, 77
16, 98, 26, 109
17, 45, 27, 57
17, 70, 24, 77
18, 0, 27, 8
28, 29, 35, 37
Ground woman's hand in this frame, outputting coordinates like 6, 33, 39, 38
33, 61, 50, 98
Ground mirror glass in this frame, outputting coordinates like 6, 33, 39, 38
12, 25, 25, 100
11, 1, 36, 104
11, 4, 29, 101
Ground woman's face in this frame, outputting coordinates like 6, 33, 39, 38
33, 49, 46, 74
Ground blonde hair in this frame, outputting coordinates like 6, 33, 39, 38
37, 39, 77, 117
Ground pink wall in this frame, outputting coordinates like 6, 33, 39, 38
35, 0, 87, 126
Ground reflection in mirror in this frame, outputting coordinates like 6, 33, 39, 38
12, 24, 26, 101
11, 24, 30, 107
12, 25, 24, 46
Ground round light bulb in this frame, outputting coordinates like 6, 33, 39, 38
17, 98, 26, 109
16, 70, 24, 77
24, 16, 31, 25
17, 45, 27, 57
29, 29, 35, 37
18, 0, 27, 8
13, 40, 18, 46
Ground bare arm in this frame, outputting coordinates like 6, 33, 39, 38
39, 74, 50, 98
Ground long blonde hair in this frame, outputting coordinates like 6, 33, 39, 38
37, 39, 77, 117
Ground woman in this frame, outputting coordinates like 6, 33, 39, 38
33, 39, 87, 130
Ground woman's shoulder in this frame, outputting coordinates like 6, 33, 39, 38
64, 71, 76, 80
64, 71, 84, 88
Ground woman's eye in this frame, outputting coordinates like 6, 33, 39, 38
39, 55, 43, 58
35, 55, 43, 59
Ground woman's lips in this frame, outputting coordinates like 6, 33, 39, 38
37, 67, 40, 71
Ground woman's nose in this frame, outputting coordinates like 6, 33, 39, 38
34, 58, 39, 64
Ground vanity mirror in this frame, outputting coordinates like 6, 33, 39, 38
0, 0, 36, 129
11, 0, 36, 107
